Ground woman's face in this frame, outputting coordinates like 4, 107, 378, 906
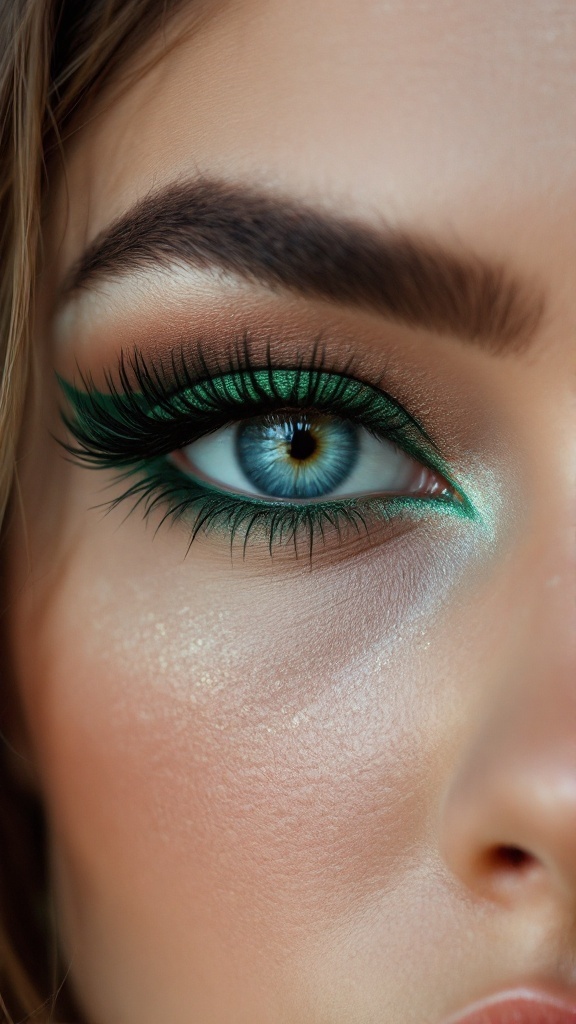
5, 1, 576, 1021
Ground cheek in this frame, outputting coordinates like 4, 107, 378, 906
7, 507, 487, 1010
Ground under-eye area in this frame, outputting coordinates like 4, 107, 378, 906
57, 343, 478, 558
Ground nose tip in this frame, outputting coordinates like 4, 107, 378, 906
439, 722, 576, 910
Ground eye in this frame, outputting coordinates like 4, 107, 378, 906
59, 353, 475, 559
171, 411, 451, 503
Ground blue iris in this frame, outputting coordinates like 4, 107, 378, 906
236, 415, 359, 499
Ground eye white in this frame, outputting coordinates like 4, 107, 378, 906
175, 421, 435, 502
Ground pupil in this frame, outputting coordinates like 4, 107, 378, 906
289, 423, 317, 462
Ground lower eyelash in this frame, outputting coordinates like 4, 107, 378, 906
105, 458, 462, 560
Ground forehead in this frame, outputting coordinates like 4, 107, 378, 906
51, 0, 576, 278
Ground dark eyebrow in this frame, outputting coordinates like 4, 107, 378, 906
61, 177, 544, 353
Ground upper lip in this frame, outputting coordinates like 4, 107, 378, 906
443, 988, 576, 1024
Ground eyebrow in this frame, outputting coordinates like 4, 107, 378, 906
61, 177, 544, 353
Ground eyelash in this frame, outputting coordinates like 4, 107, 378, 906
58, 339, 473, 557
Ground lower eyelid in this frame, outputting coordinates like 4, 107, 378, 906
142, 464, 471, 566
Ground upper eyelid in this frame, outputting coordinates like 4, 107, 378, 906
58, 359, 436, 461
76, 341, 435, 442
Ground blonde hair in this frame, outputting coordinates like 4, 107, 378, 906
0, 1, 196, 1018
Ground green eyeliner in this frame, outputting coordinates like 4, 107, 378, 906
58, 351, 479, 554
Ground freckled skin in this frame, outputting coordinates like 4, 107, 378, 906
4, 1, 576, 1022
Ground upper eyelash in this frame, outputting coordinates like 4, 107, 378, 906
58, 337, 441, 473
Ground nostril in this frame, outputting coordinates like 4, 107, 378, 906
489, 845, 534, 870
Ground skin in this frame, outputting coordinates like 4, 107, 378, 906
4, 0, 576, 1021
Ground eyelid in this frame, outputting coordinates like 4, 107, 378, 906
59, 363, 439, 475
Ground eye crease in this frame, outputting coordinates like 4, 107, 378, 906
58, 343, 476, 558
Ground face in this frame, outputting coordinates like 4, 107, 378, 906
5, 1, 576, 1021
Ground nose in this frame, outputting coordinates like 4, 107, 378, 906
439, 579, 576, 912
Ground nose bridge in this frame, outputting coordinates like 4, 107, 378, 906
439, 551, 576, 909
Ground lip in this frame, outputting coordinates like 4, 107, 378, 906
444, 990, 576, 1024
